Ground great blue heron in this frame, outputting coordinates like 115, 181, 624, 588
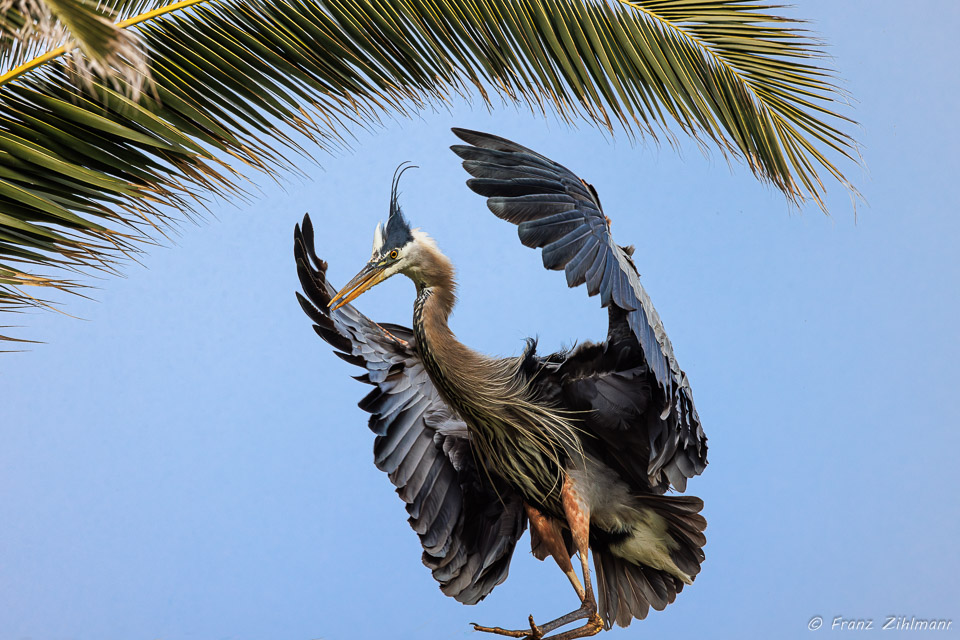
294, 129, 707, 639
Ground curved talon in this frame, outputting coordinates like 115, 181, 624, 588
528, 615, 543, 638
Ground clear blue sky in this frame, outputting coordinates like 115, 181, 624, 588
3, 2, 958, 639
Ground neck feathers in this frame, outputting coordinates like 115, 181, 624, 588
408, 230, 457, 322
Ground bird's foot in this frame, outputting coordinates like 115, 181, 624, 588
538, 613, 604, 640
473, 615, 543, 639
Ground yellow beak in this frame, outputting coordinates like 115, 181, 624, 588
328, 262, 389, 311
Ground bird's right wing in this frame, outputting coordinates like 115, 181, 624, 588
451, 128, 706, 492
294, 214, 526, 604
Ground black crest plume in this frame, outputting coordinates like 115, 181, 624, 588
384, 163, 416, 250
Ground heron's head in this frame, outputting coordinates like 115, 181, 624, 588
329, 164, 444, 310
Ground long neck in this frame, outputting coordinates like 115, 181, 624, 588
406, 240, 508, 412
409, 246, 471, 379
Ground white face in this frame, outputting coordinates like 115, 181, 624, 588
366, 220, 407, 281
397, 230, 441, 285
368, 225, 439, 284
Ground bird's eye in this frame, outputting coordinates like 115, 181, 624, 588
389, 250, 399, 260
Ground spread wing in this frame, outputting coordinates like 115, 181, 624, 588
451, 128, 706, 491
294, 214, 526, 604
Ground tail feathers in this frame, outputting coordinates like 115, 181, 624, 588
646, 494, 706, 581
594, 551, 683, 628
594, 494, 706, 629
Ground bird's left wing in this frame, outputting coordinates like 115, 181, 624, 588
450, 128, 705, 492
294, 214, 526, 604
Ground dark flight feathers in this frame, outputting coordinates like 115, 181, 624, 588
451, 127, 706, 492
295, 215, 526, 604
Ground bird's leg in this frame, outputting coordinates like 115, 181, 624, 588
471, 504, 555, 638
525, 503, 584, 600
472, 504, 584, 640
473, 481, 604, 640
528, 476, 604, 640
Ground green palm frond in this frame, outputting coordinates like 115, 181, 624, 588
42, 0, 151, 91
0, 0, 165, 93
0, 0, 859, 341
